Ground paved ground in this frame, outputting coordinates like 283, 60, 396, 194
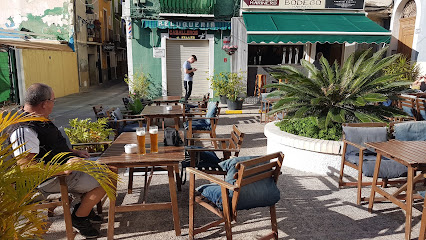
42, 81, 424, 240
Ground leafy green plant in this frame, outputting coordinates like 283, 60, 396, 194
127, 99, 145, 115
276, 117, 342, 140
0, 112, 118, 239
383, 55, 420, 83
209, 72, 230, 97
124, 71, 149, 101
267, 47, 410, 128
64, 118, 113, 152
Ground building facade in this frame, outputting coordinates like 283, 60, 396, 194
124, 0, 238, 98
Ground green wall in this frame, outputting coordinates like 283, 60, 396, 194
131, 22, 231, 98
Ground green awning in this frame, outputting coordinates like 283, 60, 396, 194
243, 12, 391, 44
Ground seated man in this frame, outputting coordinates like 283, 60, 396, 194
7, 83, 104, 239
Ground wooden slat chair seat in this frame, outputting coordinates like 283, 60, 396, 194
186, 125, 245, 175
339, 123, 408, 205
188, 152, 284, 240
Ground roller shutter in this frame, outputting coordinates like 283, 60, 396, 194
166, 40, 209, 97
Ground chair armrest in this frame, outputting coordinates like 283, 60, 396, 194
111, 118, 145, 123
343, 140, 366, 151
186, 137, 231, 142
187, 167, 237, 191
71, 141, 112, 147
187, 117, 219, 120
185, 147, 240, 152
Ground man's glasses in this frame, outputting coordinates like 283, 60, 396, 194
46, 98, 56, 103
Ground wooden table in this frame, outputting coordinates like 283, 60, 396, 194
141, 105, 183, 131
97, 132, 183, 239
151, 96, 182, 106
366, 140, 426, 240
260, 97, 280, 123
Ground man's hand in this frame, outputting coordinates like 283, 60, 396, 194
192, 68, 197, 72
63, 157, 83, 175
71, 149, 90, 158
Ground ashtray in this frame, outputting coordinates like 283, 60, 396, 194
124, 144, 138, 154
166, 106, 173, 111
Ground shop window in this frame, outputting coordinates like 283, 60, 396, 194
248, 45, 304, 65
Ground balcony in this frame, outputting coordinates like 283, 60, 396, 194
159, 0, 214, 15
87, 20, 101, 43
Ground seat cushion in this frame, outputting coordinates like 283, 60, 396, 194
183, 146, 221, 169
197, 155, 281, 211
345, 153, 407, 178
205, 102, 217, 125
120, 123, 142, 133
184, 119, 211, 130
342, 126, 387, 154
394, 121, 426, 141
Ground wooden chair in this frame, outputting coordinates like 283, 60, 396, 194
339, 122, 407, 205
416, 97, 426, 121
186, 124, 245, 175
254, 74, 266, 97
31, 174, 75, 240
185, 101, 221, 141
106, 107, 145, 139
92, 105, 106, 120
188, 152, 284, 240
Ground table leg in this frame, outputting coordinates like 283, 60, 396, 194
146, 118, 151, 131
167, 165, 181, 236
405, 167, 414, 240
368, 153, 383, 212
419, 198, 426, 240
174, 117, 179, 130
107, 169, 118, 240
174, 164, 182, 191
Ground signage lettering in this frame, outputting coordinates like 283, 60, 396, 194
242, 0, 363, 9
169, 29, 206, 39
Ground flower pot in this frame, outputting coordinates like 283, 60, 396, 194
219, 95, 228, 104
226, 98, 244, 110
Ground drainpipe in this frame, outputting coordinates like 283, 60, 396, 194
123, 0, 133, 93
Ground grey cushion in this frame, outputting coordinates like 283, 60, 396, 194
394, 121, 426, 141
345, 153, 407, 178
205, 102, 217, 125
342, 126, 388, 154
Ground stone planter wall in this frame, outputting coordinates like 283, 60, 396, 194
264, 122, 357, 177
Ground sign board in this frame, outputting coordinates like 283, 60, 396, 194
169, 29, 206, 39
242, 0, 364, 9
103, 43, 115, 52
153, 47, 165, 58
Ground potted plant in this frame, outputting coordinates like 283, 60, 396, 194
124, 71, 154, 113
0, 112, 118, 239
266, 47, 411, 140
225, 72, 246, 110
209, 72, 230, 104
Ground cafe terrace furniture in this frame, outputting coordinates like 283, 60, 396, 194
188, 152, 284, 240
339, 123, 408, 205
97, 132, 183, 239
259, 93, 281, 123
186, 124, 245, 175
366, 140, 426, 240
398, 94, 417, 119
185, 101, 221, 142
141, 105, 183, 131
416, 97, 426, 120
254, 74, 266, 97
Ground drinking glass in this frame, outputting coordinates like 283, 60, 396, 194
136, 127, 146, 155
149, 126, 159, 153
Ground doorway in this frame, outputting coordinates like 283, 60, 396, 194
316, 43, 343, 65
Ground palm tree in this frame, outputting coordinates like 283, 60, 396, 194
0, 111, 118, 239
267, 47, 411, 127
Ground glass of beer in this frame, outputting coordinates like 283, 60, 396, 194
136, 127, 146, 155
149, 126, 159, 153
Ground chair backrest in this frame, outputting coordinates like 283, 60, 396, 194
229, 125, 244, 154
231, 152, 283, 217
205, 101, 220, 125
342, 123, 388, 154
93, 105, 106, 119
398, 95, 416, 117
416, 98, 426, 120
392, 121, 426, 141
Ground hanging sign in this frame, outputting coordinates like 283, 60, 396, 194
103, 43, 115, 51
242, 0, 364, 9
169, 29, 206, 39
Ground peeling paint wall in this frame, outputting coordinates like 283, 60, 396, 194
1, 0, 73, 41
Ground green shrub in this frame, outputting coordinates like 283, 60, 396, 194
64, 118, 113, 152
275, 117, 342, 141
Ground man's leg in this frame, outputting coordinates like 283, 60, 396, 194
187, 81, 193, 100
184, 81, 189, 101
75, 186, 105, 217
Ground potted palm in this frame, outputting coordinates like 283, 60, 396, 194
226, 72, 246, 110
267, 47, 411, 139
0, 111, 118, 239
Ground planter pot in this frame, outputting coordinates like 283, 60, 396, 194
264, 122, 357, 177
219, 95, 227, 104
226, 99, 244, 110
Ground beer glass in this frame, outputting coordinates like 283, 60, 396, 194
149, 126, 159, 153
136, 127, 146, 155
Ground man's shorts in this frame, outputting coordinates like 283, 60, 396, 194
38, 171, 101, 197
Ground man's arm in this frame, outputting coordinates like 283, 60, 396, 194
10, 127, 40, 168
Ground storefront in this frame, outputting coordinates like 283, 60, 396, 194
232, 0, 392, 96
